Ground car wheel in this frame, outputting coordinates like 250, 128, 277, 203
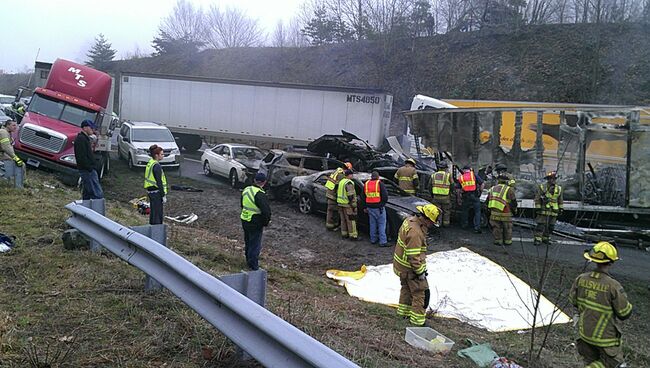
298, 193, 313, 214
203, 161, 212, 177
128, 154, 134, 170
229, 169, 240, 188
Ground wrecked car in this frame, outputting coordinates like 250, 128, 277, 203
258, 150, 347, 200
291, 171, 432, 240
201, 143, 266, 188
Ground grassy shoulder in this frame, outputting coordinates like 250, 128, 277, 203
0, 165, 648, 367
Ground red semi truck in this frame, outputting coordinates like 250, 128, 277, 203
13, 59, 115, 185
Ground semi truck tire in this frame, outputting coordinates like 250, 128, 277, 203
175, 134, 203, 152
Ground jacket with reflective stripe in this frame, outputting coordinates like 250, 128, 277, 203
337, 178, 356, 207
0, 128, 16, 160
394, 165, 418, 193
487, 184, 511, 212
569, 271, 633, 347
431, 171, 451, 196
144, 159, 168, 194
241, 185, 264, 222
459, 170, 477, 192
535, 183, 563, 216
364, 179, 381, 204
325, 167, 345, 198
393, 216, 427, 276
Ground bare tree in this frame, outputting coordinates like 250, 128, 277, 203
159, 0, 206, 43
205, 6, 266, 48
272, 20, 288, 47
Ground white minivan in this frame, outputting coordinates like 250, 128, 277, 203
117, 121, 181, 168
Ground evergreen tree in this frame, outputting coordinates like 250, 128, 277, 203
301, 6, 353, 46
151, 30, 204, 55
86, 34, 117, 70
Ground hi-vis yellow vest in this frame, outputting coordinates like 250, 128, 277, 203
241, 186, 264, 222
431, 171, 451, 196
144, 159, 168, 194
487, 184, 511, 212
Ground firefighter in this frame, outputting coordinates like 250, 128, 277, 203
15, 103, 25, 124
458, 165, 484, 233
487, 168, 517, 246
429, 161, 453, 227
337, 169, 359, 240
393, 204, 439, 326
241, 172, 272, 270
364, 171, 388, 247
394, 158, 419, 195
144, 145, 168, 225
569, 242, 632, 368
325, 162, 352, 230
534, 171, 563, 245
0, 120, 24, 188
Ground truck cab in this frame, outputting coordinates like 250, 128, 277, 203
13, 59, 114, 184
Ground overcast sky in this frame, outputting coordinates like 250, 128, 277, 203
0, 0, 303, 74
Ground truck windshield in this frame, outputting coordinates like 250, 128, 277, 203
28, 94, 98, 127
132, 128, 175, 142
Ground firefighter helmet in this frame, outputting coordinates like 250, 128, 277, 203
545, 171, 557, 179
416, 204, 440, 224
406, 158, 416, 166
584, 241, 619, 263
344, 162, 353, 169
495, 163, 508, 172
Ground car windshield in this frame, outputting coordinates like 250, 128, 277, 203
28, 93, 98, 127
132, 128, 175, 142
232, 147, 264, 160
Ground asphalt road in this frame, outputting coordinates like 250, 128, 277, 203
172, 149, 650, 284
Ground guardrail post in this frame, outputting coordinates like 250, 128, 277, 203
131, 224, 167, 292
78, 199, 105, 252
219, 269, 267, 361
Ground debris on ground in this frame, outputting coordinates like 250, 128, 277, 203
0, 232, 16, 253
170, 184, 203, 192
129, 196, 150, 215
326, 247, 571, 332
165, 213, 198, 224
457, 339, 500, 367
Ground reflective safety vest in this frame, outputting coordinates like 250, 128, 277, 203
537, 184, 562, 216
431, 171, 451, 196
144, 158, 168, 194
459, 170, 476, 192
325, 167, 344, 190
487, 184, 511, 212
241, 185, 264, 222
337, 178, 353, 205
364, 179, 381, 204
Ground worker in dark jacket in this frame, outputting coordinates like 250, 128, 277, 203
364, 171, 389, 247
144, 145, 168, 225
74, 119, 103, 200
241, 172, 272, 270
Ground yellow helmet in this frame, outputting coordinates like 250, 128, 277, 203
406, 158, 416, 165
416, 204, 440, 224
583, 241, 619, 263
508, 179, 516, 187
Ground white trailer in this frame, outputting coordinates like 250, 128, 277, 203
118, 72, 393, 151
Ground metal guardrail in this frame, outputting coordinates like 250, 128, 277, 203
65, 201, 359, 368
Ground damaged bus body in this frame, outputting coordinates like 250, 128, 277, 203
403, 104, 650, 226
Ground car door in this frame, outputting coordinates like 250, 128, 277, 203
312, 174, 329, 210
210, 145, 226, 176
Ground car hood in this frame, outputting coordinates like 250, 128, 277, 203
233, 158, 262, 170
131, 141, 178, 150
386, 195, 431, 214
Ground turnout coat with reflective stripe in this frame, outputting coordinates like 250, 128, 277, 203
569, 271, 633, 348
393, 216, 427, 276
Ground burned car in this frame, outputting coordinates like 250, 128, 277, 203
258, 150, 347, 200
291, 171, 432, 240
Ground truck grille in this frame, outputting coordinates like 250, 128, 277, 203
19, 125, 66, 153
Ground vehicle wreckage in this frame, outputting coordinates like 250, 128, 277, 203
403, 103, 650, 246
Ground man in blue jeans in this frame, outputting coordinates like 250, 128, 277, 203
458, 165, 484, 233
74, 119, 104, 200
364, 171, 389, 247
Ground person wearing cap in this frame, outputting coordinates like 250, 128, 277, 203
0, 119, 24, 188
569, 242, 633, 368
534, 171, 563, 245
364, 171, 389, 247
486, 169, 517, 246
337, 169, 359, 240
393, 204, 439, 326
429, 161, 453, 227
241, 172, 272, 270
325, 162, 352, 230
144, 145, 168, 225
458, 164, 484, 233
74, 119, 104, 200
394, 158, 419, 195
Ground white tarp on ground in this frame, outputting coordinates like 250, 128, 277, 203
326, 247, 571, 332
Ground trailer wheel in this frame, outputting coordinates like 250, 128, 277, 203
183, 135, 203, 152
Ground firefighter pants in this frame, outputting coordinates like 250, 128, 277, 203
576, 339, 624, 368
534, 214, 556, 243
490, 219, 513, 245
432, 195, 451, 227
397, 270, 429, 326
338, 206, 358, 239
326, 198, 339, 229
